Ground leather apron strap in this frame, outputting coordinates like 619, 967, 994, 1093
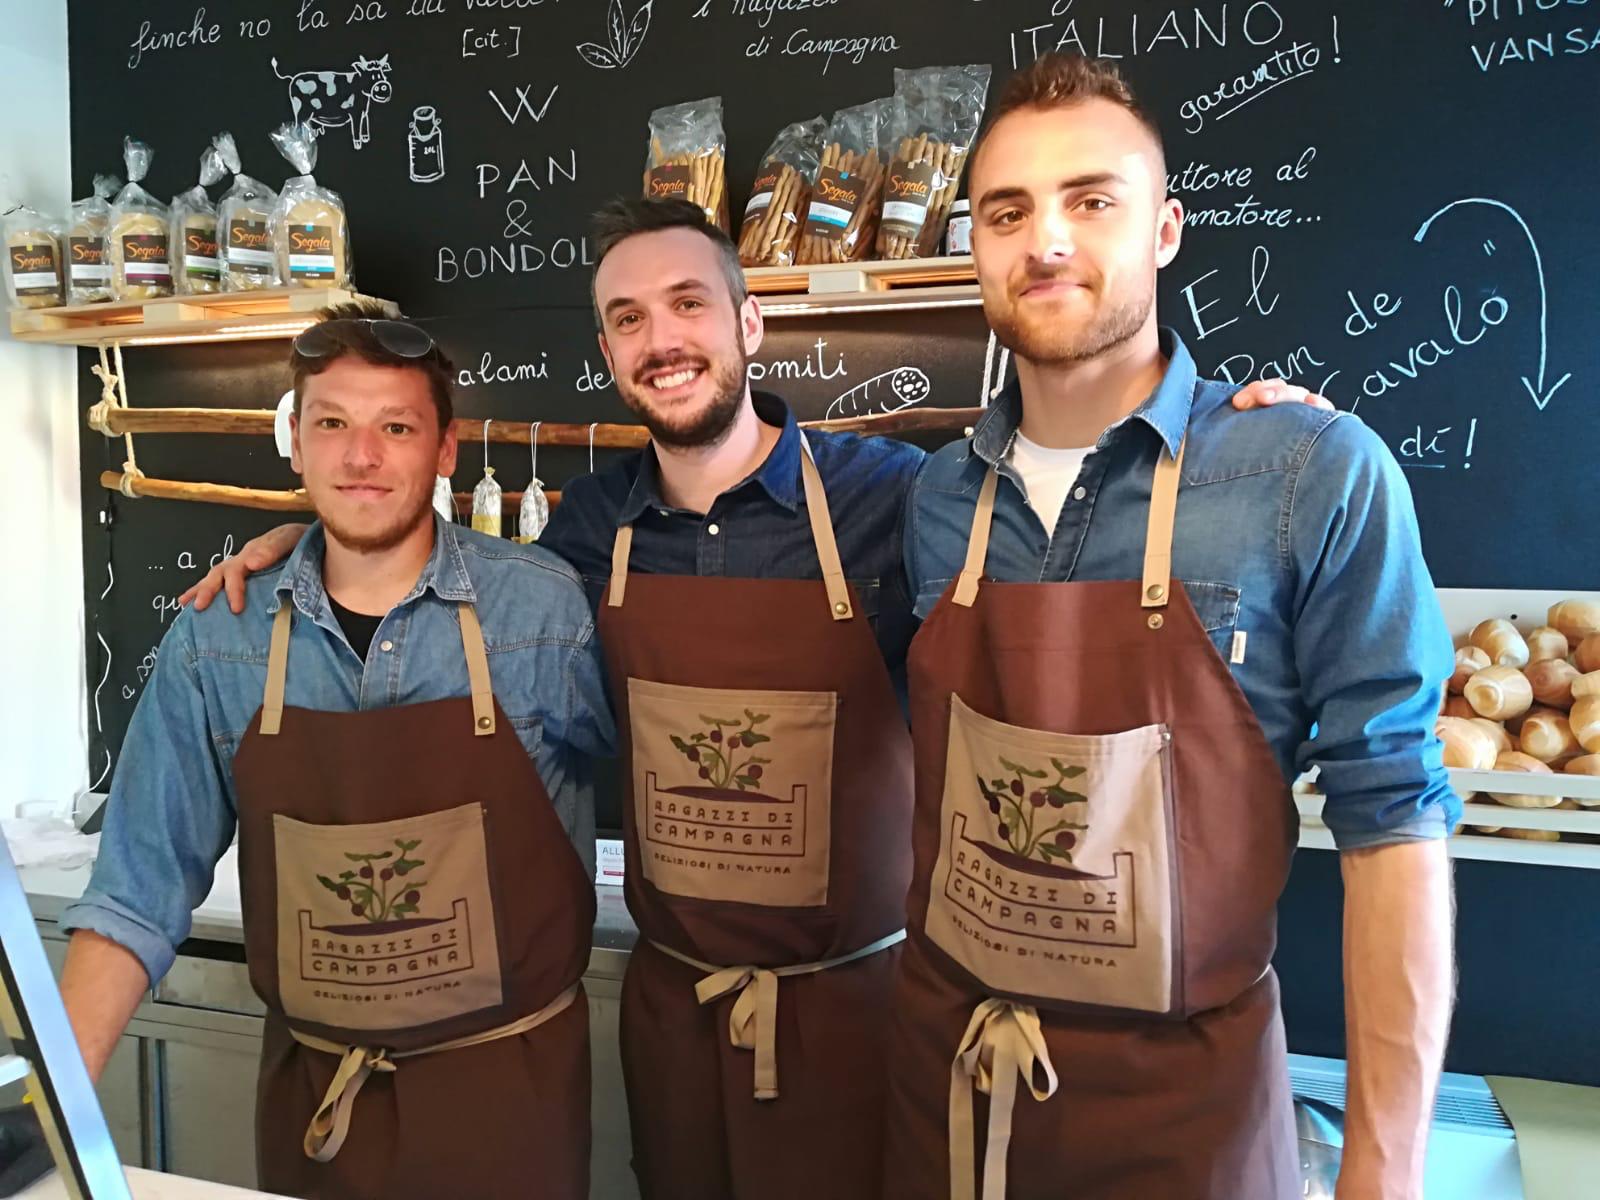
649, 928, 907, 1101
952, 439, 1188, 612
260, 604, 293, 736
258, 601, 495, 737
291, 983, 581, 1163
949, 998, 1059, 1200
607, 434, 854, 621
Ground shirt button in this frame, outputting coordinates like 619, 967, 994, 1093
1073, 486, 1087, 501
379, 640, 394, 652
707, 523, 721, 536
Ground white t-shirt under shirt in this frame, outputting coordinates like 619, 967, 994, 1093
1007, 431, 1093, 535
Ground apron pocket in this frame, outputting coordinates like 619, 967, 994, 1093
272, 803, 505, 1033
925, 695, 1178, 1015
626, 677, 837, 908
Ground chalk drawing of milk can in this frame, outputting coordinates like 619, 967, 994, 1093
408, 106, 445, 183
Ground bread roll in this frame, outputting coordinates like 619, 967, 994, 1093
1441, 695, 1477, 720
1526, 658, 1580, 710
1563, 755, 1600, 807
1435, 716, 1499, 770
1470, 618, 1530, 668
1449, 646, 1491, 694
1571, 695, 1600, 753
1465, 666, 1533, 721
1500, 827, 1561, 842
1488, 750, 1558, 808
1576, 635, 1600, 675
1573, 671, 1600, 701
1525, 626, 1570, 663
1519, 710, 1580, 763
1469, 718, 1515, 753
1549, 600, 1600, 643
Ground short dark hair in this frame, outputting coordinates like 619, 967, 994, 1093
589, 197, 748, 328
971, 53, 1166, 186
290, 300, 456, 430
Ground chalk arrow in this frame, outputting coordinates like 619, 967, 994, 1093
1415, 198, 1570, 413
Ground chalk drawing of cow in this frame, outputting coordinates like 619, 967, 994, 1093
272, 54, 394, 150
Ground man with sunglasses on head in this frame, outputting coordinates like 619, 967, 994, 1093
57, 303, 613, 1200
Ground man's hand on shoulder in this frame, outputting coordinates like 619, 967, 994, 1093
1229, 378, 1335, 411
179, 523, 309, 615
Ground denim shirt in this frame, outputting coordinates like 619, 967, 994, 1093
63, 517, 616, 985
542, 392, 926, 694
905, 330, 1459, 851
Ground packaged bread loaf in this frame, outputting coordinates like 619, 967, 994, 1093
218, 135, 280, 291
798, 98, 891, 265
738, 115, 825, 268
107, 138, 173, 300
644, 97, 728, 231
877, 64, 992, 260
270, 122, 351, 290
170, 136, 230, 296
66, 174, 119, 305
3, 203, 64, 310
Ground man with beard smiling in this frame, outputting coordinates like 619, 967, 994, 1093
177, 200, 1326, 1200
58, 305, 612, 1199
885, 54, 1456, 1200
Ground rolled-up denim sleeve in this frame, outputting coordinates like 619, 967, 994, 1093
60, 613, 237, 985
1289, 414, 1459, 851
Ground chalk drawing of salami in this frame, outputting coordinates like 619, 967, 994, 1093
827, 366, 932, 419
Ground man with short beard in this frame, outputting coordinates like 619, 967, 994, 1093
176, 203, 1326, 1200
57, 304, 613, 1199
886, 53, 1456, 1200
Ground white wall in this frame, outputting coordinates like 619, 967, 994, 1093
0, 0, 86, 817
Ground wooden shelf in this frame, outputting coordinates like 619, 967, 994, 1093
7, 287, 396, 347
744, 255, 980, 312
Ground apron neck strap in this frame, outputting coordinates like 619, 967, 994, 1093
260, 604, 293, 735
258, 600, 496, 737
1140, 439, 1185, 611
951, 436, 1187, 610
606, 434, 854, 622
458, 604, 496, 736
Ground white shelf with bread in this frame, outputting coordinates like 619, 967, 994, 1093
1295, 589, 1600, 869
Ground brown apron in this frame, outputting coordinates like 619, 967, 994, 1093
597, 439, 914, 1200
231, 600, 596, 1199
883, 440, 1302, 1200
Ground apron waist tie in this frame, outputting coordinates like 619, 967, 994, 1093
650, 929, 906, 1101
950, 998, 1060, 1200
289, 982, 580, 1163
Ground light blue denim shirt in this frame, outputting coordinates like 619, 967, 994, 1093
905, 329, 1459, 851
63, 516, 615, 985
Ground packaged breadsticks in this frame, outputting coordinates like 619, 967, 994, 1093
797, 99, 890, 266
738, 116, 826, 268
878, 64, 992, 260
644, 97, 728, 231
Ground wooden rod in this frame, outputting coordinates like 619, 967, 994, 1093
94, 405, 985, 443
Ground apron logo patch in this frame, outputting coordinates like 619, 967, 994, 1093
651, 710, 805, 863
300, 838, 477, 987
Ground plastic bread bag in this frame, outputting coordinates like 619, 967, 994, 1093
3, 200, 64, 311
270, 122, 351, 290
217, 133, 280, 291
66, 174, 119, 304
644, 96, 728, 231
170, 137, 229, 295
108, 138, 173, 300
877, 64, 992, 260
738, 115, 826, 268
797, 98, 889, 265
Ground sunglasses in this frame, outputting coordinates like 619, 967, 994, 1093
292, 318, 436, 359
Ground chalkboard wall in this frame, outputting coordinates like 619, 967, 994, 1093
67, 0, 1600, 1085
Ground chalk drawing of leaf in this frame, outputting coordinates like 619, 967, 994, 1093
608, 0, 627, 57
625, 1, 654, 62
577, 41, 620, 69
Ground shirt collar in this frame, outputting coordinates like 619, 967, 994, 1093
615, 391, 802, 524
971, 327, 1197, 465
270, 512, 476, 616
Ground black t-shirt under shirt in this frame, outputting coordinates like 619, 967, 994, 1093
328, 595, 384, 660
